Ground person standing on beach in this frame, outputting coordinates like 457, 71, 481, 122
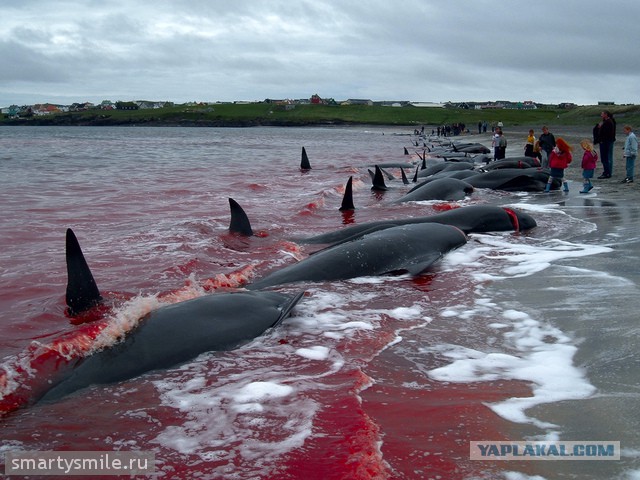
539, 126, 556, 168
597, 110, 616, 179
494, 128, 507, 160
579, 139, 598, 193
621, 125, 638, 184
545, 137, 572, 192
524, 129, 536, 157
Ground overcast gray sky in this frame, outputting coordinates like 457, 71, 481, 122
2, 0, 639, 107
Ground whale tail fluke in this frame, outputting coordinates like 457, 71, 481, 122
65, 228, 102, 316
339, 177, 355, 211
300, 147, 312, 170
228, 198, 254, 236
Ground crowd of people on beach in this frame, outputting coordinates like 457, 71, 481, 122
477, 111, 639, 193
425, 111, 638, 193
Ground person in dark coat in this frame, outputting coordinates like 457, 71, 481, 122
597, 110, 616, 179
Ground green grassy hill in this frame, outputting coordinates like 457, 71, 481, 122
3, 103, 640, 127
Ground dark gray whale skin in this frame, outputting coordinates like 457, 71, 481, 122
248, 223, 468, 290
393, 178, 474, 203
39, 290, 303, 403
298, 205, 536, 246
465, 168, 559, 191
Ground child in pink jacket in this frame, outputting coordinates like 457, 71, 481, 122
580, 139, 598, 193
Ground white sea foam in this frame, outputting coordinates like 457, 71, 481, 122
427, 302, 597, 429
443, 234, 612, 282
503, 473, 548, 480
146, 288, 372, 473
420, 217, 617, 430
295, 346, 331, 361
623, 469, 640, 480
148, 284, 434, 474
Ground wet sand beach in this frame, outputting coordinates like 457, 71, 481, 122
466, 124, 640, 479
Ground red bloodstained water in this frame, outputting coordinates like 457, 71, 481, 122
0, 127, 541, 479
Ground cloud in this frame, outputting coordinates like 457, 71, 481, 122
1, 0, 639, 106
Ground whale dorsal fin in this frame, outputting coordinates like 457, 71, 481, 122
300, 147, 311, 170
339, 177, 355, 212
228, 198, 254, 236
65, 228, 102, 315
401, 168, 409, 185
380, 167, 395, 181
371, 165, 387, 191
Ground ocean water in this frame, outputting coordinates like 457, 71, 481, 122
0, 126, 638, 479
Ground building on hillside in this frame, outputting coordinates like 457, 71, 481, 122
341, 99, 374, 106
135, 100, 173, 109
411, 102, 445, 108
32, 104, 62, 115
377, 101, 411, 107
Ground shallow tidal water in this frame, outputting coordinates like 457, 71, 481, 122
0, 125, 638, 479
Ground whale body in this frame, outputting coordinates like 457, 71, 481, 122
298, 205, 536, 246
39, 290, 303, 403
249, 223, 467, 290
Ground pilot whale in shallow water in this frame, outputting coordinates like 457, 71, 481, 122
465, 168, 560, 192
298, 205, 536, 246
65, 229, 103, 315
39, 290, 303, 403
248, 223, 467, 290
393, 177, 474, 203
46, 228, 304, 403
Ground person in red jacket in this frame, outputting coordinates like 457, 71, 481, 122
545, 137, 573, 192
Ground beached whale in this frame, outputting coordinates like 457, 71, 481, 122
39, 290, 303, 403
482, 157, 541, 170
417, 170, 479, 183
248, 223, 467, 290
368, 162, 415, 169
465, 168, 559, 192
393, 177, 474, 203
417, 161, 475, 178
452, 142, 491, 154
49, 228, 305, 402
297, 205, 536, 246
